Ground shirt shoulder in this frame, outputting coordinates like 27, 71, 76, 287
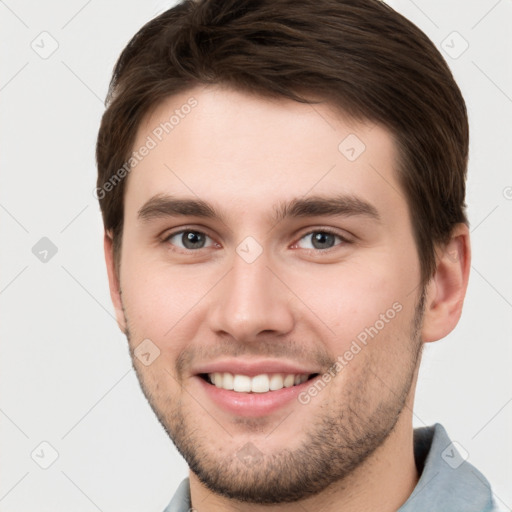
162, 477, 191, 512
398, 423, 499, 512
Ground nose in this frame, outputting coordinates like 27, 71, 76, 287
206, 249, 295, 342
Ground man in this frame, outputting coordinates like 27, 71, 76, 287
95, 0, 498, 510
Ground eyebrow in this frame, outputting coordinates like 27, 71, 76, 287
137, 193, 381, 224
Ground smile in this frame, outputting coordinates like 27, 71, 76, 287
200, 372, 319, 393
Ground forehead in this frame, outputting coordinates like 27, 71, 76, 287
124, 84, 407, 224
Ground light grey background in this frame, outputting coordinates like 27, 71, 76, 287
1, 0, 511, 510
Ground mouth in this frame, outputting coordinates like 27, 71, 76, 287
192, 359, 324, 417
199, 372, 321, 393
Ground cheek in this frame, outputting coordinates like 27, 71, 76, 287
119, 252, 213, 346
290, 257, 408, 342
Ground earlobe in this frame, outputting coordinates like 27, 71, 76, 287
421, 224, 471, 343
104, 231, 127, 334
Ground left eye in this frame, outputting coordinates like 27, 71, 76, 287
166, 230, 214, 250
296, 231, 345, 250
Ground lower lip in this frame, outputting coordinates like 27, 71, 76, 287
195, 376, 317, 417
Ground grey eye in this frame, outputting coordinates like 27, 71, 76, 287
167, 230, 213, 250
297, 231, 342, 250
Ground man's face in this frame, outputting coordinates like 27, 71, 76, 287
113, 84, 425, 504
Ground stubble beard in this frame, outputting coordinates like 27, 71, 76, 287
124, 291, 425, 505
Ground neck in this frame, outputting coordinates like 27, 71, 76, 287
189, 410, 419, 512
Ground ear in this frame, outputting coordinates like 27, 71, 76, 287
104, 231, 127, 334
421, 223, 471, 343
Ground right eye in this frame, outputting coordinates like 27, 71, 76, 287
164, 230, 215, 251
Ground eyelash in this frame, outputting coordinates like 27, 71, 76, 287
162, 227, 352, 254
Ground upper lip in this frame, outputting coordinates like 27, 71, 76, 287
193, 359, 320, 378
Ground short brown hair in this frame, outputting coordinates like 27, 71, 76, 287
96, 0, 469, 287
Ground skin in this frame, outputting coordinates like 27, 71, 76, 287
104, 84, 471, 512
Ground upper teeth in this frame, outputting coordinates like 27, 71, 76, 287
208, 373, 310, 393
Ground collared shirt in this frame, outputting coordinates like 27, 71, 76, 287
162, 423, 499, 511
